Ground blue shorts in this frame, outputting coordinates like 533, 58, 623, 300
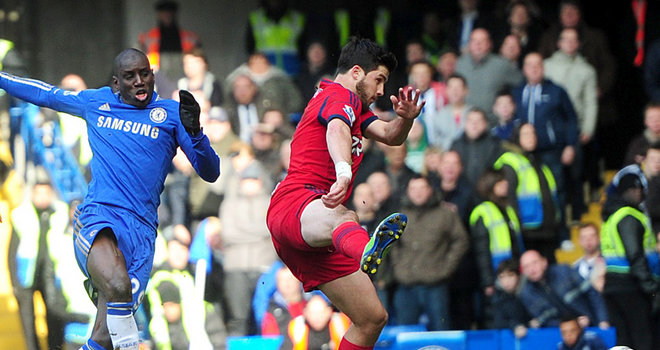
73, 203, 156, 311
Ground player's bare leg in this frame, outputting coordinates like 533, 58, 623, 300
84, 229, 138, 350
301, 200, 407, 348
320, 271, 388, 347
300, 199, 358, 247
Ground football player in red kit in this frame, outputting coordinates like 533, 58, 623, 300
267, 37, 424, 350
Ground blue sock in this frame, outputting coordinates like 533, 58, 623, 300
80, 338, 105, 350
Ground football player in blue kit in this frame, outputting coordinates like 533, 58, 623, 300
0, 48, 220, 349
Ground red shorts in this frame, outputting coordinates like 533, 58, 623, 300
267, 183, 359, 292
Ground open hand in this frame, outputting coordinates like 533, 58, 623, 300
390, 87, 425, 120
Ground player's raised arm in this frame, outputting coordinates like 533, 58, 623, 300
176, 89, 220, 182
364, 86, 425, 146
0, 72, 88, 117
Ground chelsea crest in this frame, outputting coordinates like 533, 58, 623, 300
149, 108, 167, 123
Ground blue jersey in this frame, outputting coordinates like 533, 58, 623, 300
0, 72, 220, 229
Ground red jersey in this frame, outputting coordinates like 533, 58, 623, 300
281, 79, 378, 199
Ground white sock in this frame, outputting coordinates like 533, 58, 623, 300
106, 301, 140, 349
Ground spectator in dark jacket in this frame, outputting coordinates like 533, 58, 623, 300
390, 175, 469, 330
451, 107, 504, 187
512, 52, 578, 244
519, 250, 610, 329
623, 102, 660, 166
491, 259, 530, 338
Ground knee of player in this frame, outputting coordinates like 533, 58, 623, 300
101, 273, 133, 301
337, 210, 360, 225
354, 306, 388, 333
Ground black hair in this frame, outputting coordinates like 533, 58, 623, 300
336, 37, 397, 76
559, 312, 580, 325
649, 141, 660, 152
511, 121, 533, 146
496, 259, 520, 276
476, 168, 506, 200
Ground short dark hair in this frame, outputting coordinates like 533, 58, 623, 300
495, 88, 514, 101
496, 259, 520, 276
646, 101, 660, 113
407, 59, 435, 75
476, 168, 505, 200
336, 37, 397, 76
559, 312, 581, 325
467, 107, 488, 121
649, 141, 660, 152
447, 73, 468, 87
183, 47, 208, 65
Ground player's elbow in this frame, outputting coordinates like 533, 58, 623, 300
200, 159, 221, 182
202, 168, 220, 182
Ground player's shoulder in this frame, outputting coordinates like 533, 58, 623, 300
319, 80, 360, 108
84, 86, 114, 99
148, 93, 180, 111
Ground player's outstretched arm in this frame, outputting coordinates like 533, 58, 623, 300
0, 72, 86, 116
364, 86, 425, 146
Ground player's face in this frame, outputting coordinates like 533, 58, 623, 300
356, 65, 389, 111
113, 53, 155, 108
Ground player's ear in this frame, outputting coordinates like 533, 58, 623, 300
111, 76, 119, 91
351, 65, 364, 81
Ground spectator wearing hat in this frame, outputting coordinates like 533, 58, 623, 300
600, 172, 660, 350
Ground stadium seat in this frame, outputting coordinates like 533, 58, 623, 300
396, 330, 467, 350
375, 324, 427, 349
226, 335, 283, 350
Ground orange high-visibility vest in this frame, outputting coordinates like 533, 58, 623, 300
288, 312, 351, 350
138, 27, 199, 70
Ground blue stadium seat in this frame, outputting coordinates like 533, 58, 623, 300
585, 327, 617, 348
226, 335, 284, 350
396, 330, 467, 350
465, 329, 499, 350
375, 324, 427, 349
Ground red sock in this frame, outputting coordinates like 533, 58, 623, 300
339, 337, 374, 350
331, 221, 369, 261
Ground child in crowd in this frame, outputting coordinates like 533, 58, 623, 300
491, 259, 530, 339
491, 90, 518, 142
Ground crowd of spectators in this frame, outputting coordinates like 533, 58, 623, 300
3, 0, 660, 349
